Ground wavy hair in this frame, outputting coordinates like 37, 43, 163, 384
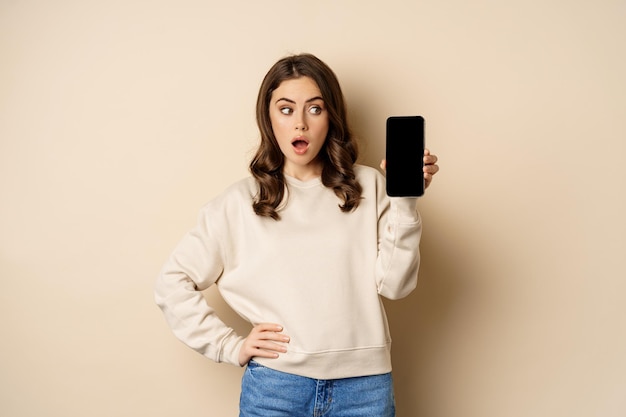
250, 53, 362, 220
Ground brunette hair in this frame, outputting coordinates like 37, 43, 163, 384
250, 53, 362, 220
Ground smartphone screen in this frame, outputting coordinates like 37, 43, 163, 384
385, 116, 425, 197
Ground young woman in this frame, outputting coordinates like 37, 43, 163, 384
155, 53, 439, 417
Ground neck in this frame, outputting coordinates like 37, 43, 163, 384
283, 161, 323, 181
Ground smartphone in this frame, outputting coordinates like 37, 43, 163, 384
385, 116, 425, 197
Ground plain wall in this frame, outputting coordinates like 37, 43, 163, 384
1, 1, 625, 416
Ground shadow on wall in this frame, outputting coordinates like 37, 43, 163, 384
384, 206, 470, 416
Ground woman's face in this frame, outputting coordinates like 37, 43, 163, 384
269, 76, 329, 180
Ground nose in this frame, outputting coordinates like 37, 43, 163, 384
295, 111, 308, 131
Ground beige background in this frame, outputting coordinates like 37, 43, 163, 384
1, 0, 625, 416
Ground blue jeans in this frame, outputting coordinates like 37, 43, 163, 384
239, 361, 395, 417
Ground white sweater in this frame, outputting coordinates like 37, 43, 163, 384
155, 164, 421, 380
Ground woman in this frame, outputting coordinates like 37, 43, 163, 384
155, 53, 439, 416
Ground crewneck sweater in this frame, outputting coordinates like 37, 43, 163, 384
155, 164, 421, 380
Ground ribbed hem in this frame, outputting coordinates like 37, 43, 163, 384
251, 343, 392, 380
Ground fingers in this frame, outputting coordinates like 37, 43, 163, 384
379, 159, 386, 171
424, 173, 433, 189
423, 149, 439, 190
238, 323, 290, 366
423, 148, 438, 166
423, 160, 439, 175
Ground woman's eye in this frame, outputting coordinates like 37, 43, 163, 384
309, 106, 322, 115
280, 107, 292, 115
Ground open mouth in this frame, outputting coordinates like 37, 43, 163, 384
291, 137, 310, 154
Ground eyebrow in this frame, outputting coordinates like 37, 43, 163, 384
274, 96, 324, 104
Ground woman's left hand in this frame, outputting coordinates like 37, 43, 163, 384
423, 148, 439, 189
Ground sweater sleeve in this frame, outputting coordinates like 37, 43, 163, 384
154, 206, 244, 366
375, 196, 422, 300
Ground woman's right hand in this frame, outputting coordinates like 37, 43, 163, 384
238, 323, 290, 366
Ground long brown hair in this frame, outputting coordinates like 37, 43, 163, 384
250, 53, 362, 220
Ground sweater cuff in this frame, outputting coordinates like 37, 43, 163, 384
389, 197, 420, 224
219, 333, 246, 367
